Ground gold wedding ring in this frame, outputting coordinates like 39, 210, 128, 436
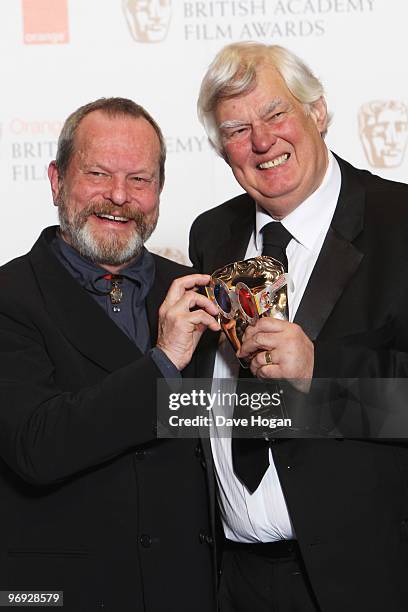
265, 351, 273, 365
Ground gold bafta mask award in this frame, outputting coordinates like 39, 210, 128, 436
206, 256, 289, 367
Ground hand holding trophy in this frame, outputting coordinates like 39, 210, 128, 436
205, 256, 290, 367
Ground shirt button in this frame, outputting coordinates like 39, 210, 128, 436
140, 534, 152, 548
199, 531, 213, 546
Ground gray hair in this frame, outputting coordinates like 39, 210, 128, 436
56, 97, 166, 188
197, 42, 329, 157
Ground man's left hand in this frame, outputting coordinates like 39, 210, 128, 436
157, 274, 220, 371
238, 318, 314, 393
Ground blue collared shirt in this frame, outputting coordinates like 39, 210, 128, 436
51, 233, 180, 378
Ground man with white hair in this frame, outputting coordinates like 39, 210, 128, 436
190, 42, 408, 612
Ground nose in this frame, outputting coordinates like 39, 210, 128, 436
103, 176, 129, 206
384, 122, 397, 145
251, 123, 277, 154
149, 1, 161, 19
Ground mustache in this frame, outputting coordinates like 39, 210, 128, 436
78, 201, 147, 224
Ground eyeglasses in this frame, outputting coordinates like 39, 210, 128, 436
206, 274, 288, 325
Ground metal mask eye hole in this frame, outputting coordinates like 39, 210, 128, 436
237, 285, 256, 319
214, 282, 232, 314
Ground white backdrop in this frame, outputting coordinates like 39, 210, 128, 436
0, 0, 407, 266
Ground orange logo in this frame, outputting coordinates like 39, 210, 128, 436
123, 0, 172, 43
359, 100, 408, 169
22, 0, 69, 45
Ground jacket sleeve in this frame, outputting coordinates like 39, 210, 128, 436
313, 313, 408, 379
311, 318, 408, 439
0, 304, 167, 486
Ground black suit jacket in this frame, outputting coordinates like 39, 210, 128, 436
189, 157, 408, 611
0, 227, 216, 612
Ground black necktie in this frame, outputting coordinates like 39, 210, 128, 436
261, 222, 292, 271
231, 222, 292, 493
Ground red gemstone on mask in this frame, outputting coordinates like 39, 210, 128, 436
238, 287, 256, 318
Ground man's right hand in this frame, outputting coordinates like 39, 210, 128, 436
156, 274, 220, 371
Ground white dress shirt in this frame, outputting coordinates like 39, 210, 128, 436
210, 150, 341, 543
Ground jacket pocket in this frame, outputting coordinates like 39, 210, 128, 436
342, 320, 395, 348
8, 548, 90, 558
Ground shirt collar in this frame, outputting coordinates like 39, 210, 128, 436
51, 232, 155, 300
255, 150, 341, 252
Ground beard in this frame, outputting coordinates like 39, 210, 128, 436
57, 192, 159, 267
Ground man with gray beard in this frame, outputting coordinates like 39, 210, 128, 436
0, 98, 219, 612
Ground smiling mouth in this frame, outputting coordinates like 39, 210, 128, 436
94, 213, 130, 224
257, 153, 290, 170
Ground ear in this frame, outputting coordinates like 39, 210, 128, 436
48, 161, 62, 207
159, 175, 165, 195
221, 148, 231, 166
309, 96, 328, 135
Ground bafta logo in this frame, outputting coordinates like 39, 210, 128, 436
359, 100, 408, 169
123, 0, 172, 43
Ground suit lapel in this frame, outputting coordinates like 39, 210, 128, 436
200, 436, 217, 532
195, 329, 220, 380
145, 255, 176, 345
210, 195, 254, 271
196, 195, 255, 378
30, 228, 143, 372
294, 157, 365, 340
